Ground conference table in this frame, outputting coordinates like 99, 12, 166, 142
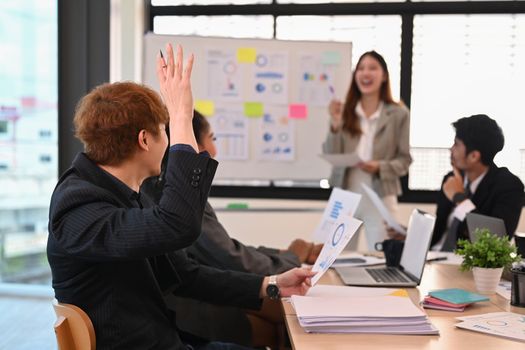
282, 262, 525, 349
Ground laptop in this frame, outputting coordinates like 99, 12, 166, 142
335, 209, 436, 287
465, 213, 506, 242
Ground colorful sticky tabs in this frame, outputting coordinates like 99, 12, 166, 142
244, 102, 264, 117
194, 100, 215, 117
237, 47, 257, 63
322, 51, 341, 65
289, 104, 308, 119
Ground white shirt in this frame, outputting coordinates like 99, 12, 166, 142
354, 101, 384, 162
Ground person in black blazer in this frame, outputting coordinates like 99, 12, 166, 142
142, 112, 323, 348
430, 114, 524, 250
47, 44, 315, 350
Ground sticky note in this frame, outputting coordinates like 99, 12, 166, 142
237, 48, 257, 63
244, 102, 264, 117
322, 51, 341, 65
389, 289, 409, 297
289, 104, 308, 119
195, 100, 215, 117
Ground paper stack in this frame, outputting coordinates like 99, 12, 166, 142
422, 288, 489, 312
291, 285, 439, 335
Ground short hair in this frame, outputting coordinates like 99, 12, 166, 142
74, 82, 169, 165
453, 114, 504, 165
191, 110, 209, 145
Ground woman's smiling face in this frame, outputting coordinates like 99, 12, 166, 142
354, 55, 386, 97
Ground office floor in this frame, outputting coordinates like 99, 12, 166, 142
0, 295, 56, 350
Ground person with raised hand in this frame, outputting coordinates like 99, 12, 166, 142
48, 42, 315, 350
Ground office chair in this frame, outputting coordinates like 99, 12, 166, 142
52, 299, 96, 350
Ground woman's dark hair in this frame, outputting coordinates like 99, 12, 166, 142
341, 51, 397, 136
192, 110, 209, 145
453, 114, 504, 166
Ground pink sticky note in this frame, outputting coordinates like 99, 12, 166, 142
289, 104, 308, 119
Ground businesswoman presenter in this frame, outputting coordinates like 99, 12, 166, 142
323, 51, 412, 250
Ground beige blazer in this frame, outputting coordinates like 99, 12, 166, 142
322, 103, 412, 197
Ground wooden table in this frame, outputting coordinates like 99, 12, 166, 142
282, 263, 525, 349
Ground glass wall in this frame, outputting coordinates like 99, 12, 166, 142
0, 0, 57, 284
410, 14, 525, 190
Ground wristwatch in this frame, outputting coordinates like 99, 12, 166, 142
452, 191, 468, 204
266, 275, 280, 300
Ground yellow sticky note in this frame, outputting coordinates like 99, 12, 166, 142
237, 48, 257, 63
389, 289, 409, 297
195, 100, 215, 117
244, 102, 264, 117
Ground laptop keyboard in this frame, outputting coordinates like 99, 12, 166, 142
365, 267, 411, 283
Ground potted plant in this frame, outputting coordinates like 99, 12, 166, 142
455, 228, 522, 294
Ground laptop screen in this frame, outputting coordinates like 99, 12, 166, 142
466, 213, 506, 241
399, 210, 436, 280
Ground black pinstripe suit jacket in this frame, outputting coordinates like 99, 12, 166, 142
47, 151, 263, 350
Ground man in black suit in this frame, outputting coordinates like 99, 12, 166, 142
431, 114, 524, 250
47, 44, 315, 350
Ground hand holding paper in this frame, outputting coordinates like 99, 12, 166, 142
311, 216, 362, 285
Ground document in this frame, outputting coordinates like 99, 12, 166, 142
361, 183, 407, 235
311, 216, 362, 285
291, 292, 439, 335
455, 312, 525, 342
306, 285, 404, 298
312, 187, 361, 242
319, 153, 362, 167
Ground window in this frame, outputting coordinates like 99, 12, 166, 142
276, 15, 402, 100
410, 14, 525, 190
152, 0, 271, 4
0, 1, 57, 284
154, 15, 274, 39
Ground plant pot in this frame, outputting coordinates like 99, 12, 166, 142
472, 267, 504, 294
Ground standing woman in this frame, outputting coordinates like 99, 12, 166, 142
323, 51, 412, 249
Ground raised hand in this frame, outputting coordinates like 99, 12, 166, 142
156, 43, 197, 151
328, 99, 343, 132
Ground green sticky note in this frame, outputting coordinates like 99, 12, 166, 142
244, 102, 264, 117
227, 203, 249, 209
322, 51, 341, 65
237, 48, 257, 63
195, 100, 215, 117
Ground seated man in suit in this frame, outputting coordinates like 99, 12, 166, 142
47, 44, 315, 350
142, 111, 323, 348
389, 114, 523, 251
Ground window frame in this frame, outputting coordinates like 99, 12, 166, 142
147, 1, 525, 202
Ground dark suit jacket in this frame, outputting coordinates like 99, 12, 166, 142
47, 151, 263, 350
431, 165, 524, 247
139, 181, 300, 345
173, 203, 300, 344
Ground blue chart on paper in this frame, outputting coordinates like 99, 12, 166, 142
331, 223, 345, 247
330, 201, 343, 219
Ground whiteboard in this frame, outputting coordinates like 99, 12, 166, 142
143, 33, 352, 185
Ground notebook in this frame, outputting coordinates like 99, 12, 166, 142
334, 209, 436, 287
428, 288, 489, 304
465, 213, 506, 241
